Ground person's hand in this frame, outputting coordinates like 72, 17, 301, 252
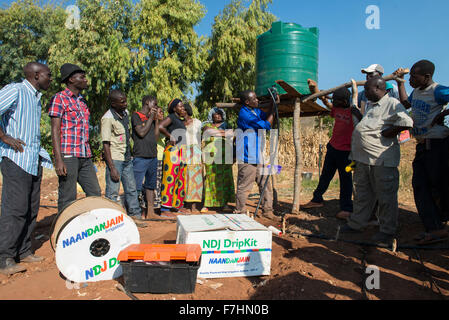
55, 157, 67, 177
351, 79, 358, 106
224, 129, 234, 138
110, 166, 120, 182
351, 79, 358, 93
168, 136, 176, 146
149, 107, 157, 120
393, 68, 407, 80
1, 135, 25, 153
307, 79, 319, 94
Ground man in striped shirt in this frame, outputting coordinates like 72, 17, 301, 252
48, 64, 101, 212
0, 62, 53, 275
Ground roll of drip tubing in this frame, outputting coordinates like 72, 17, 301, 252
50, 197, 140, 283
49, 197, 128, 251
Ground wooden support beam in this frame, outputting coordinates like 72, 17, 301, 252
302, 71, 409, 103
292, 98, 302, 214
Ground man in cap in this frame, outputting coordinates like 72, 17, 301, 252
0, 62, 53, 275
358, 64, 399, 115
48, 63, 101, 213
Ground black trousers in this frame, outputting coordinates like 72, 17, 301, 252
412, 137, 449, 232
57, 157, 101, 212
0, 157, 42, 263
312, 143, 353, 212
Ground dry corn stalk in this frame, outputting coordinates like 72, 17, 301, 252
264, 127, 328, 168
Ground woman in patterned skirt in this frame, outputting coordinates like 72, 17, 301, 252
180, 103, 203, 213
158, 99, 187, 212
201, 107, 235, 212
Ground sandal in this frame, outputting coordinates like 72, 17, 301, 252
416, 232, 449, 245
177, 208, 191, 215
300, 201, 324, 209
200, 207, 209, 213
160, 211, 177, 219
336, 211, 351, 220
222, 205, 233, 212
413, 232, 427, 242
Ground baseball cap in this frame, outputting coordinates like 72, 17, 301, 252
361, 64, 384, 74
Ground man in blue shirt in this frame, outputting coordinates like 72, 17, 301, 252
234, 90, 279, 221
0, 62, 53, 275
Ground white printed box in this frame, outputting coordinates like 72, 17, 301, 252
176, 214, 272, 279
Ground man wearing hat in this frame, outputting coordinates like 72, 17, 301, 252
358, 64, 399, 115
48, 63, 101, 213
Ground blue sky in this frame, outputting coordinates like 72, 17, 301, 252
2, 0, 449, 95
195, 0, 449, 94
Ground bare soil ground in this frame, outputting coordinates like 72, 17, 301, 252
0, 141, 448, 301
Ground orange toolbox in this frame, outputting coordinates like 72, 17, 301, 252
118, 244, 202, 294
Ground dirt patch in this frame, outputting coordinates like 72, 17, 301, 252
0, 143, 449, 301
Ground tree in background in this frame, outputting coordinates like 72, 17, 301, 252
130, 0, 208, 108
195, 0, 276, 124
0, 0, 66, 159
48, 0, 134, 123
46, 0, 136, 160
0, 0, 277, 158
0, 0, 66, 87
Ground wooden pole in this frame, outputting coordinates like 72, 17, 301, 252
302, 72, 408, 103
292, 98, 302, 214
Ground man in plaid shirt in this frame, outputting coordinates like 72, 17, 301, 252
48, 63, 101, 212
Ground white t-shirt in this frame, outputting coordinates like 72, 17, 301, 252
186, 118, 202, 146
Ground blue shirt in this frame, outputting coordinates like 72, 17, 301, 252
236, 105, 271, 164
0, 80, 52, 176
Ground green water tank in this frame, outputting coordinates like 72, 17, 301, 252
256, 21, 319, 96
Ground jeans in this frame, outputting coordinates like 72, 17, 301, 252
312, 143, 353, 212
105, 159, 141, 217
133, 157, 158, 191
0, 157, 42, 263
57, 157, 102, 213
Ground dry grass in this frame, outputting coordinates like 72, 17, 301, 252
266, 127, 416, 199
266, 127, 329, 169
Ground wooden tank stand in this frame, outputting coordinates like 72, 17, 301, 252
215, 73, 407, 215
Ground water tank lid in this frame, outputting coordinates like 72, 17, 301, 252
267, 20, 319, 36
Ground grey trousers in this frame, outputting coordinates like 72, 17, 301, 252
0, 157, 42, 262
347, 162, 399, 235
58, 157, 102, 212
235, 163, 273, 214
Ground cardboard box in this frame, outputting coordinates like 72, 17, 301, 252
176, 214, 272, 279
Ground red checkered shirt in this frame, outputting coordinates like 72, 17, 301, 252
48, 88, 92, 158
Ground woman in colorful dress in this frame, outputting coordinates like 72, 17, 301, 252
158, 99, 187, 213
181, 103, 203, 213
201, 107, 235, 213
